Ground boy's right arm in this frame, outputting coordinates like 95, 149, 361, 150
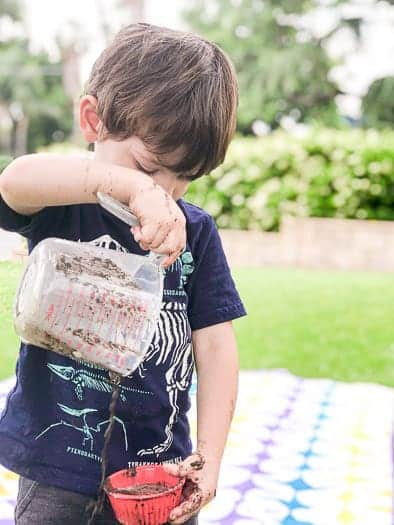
0, 154, 186, 267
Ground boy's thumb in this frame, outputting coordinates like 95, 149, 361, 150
131, 225, 141, 241
163, 452, 205, 479
162, 461, 181, 477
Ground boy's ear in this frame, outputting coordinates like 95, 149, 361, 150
79, 95, 104, 142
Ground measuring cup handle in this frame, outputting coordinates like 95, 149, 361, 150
97, 192, 139, 228
97, 192, 167, 264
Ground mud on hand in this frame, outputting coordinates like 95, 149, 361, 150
162, 452, 217, 525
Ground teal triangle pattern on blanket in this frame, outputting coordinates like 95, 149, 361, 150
0, 370, 393, 524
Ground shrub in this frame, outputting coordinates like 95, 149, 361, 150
186, 128, 394, 231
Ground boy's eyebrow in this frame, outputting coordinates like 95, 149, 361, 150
132, 149, 200, 179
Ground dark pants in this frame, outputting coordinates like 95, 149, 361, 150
15, 477, 198, 525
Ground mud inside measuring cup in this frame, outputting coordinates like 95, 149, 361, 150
108, 483, 169, 496
14, 239, 163, 376
96, 191, 165, 286
14, 194, 164, 377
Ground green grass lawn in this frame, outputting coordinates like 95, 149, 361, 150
0, 262, 393, 386
234, 268, 394, 387
0, 262, 22, 380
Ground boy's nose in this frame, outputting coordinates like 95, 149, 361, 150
152, 172, 179, 198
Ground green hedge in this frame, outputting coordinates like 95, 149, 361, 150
2, 129, 394, 232
186, 128, 394, 231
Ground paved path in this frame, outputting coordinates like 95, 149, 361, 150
0, 229, 23, 261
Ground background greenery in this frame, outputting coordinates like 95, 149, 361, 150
0, 262, 23, 380
2, 127, 394, 233
1, 0, 394, 157
0, 155, 11, 173
0, 1, 393, 388
184, 0, 340, 131
235, 267, 394, 387
186, 128, 394, 230
0, 1, 73, 156
362, 76, 394, 129
1, 262, 393, 386
184, 0, 394, 132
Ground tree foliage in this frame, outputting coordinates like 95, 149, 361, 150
183, 0, 341, 133
0, 2, 73, 155
0, 155, 11, 173
362, 77, 394, 129
0, 0, 20, 20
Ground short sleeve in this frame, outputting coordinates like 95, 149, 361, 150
185, 216, 246, 331
0, 194, 33, 236
0, 195, 68, 240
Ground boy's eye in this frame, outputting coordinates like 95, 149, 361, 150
134, 160, 159, 176
141, 168, 158, 176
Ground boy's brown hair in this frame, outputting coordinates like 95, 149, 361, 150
85, 23, 238, 179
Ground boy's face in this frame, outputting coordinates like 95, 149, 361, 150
79, 96, 192, 201
95, 136, 191, 202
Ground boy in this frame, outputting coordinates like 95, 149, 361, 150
0, 24, 246, 524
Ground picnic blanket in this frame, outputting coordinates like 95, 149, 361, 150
0, 370, 393, 525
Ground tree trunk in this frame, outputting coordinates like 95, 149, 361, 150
0, 105, 12, 154
120, 0, 145, 22
59, 42, 82, 144
14, 114, 29, 156
96, 0, 113, 42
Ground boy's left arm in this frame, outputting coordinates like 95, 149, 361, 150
165, 321, 239, 524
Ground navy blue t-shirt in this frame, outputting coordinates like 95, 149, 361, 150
0, 196, 246, 496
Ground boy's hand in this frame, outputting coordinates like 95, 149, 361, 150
163, 452, 217, 524
128, 179, 186, 268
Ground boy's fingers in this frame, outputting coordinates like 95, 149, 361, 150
162, 452, 205, 480
156, 230, 185, 255
162, 248, 183, 268
169, 510, 198, 525
148, 223, 172, 250
178, 452, 205, 476
131, 226, 141, 242
138, 223, 163, 245
138, 241, 151, 252
130, 219, 185, 266
146, 233, 184, 266
169, 488, 203, 523
138, 223, 184, 250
